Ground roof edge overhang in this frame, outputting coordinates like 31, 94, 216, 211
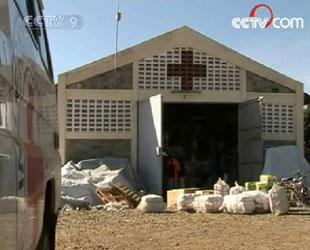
59, 25, 303, 91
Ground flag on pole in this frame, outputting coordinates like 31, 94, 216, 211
116, 1, 122, 22
116, 11, 122, 22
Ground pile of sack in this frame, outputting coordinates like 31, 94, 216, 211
219, 179, 289, 215
174, 179, 288, 215
136, 178, 289, 215
220, 181, 289, 215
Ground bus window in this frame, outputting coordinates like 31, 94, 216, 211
0, 103, 4, 128
15, 0, 52, 78
0, 82, 5, 128
27, 0, 41, 41
14, 0, 28, 18
0, 94, 6, 129
33, 0, 52, 78
14, 1, 41, 42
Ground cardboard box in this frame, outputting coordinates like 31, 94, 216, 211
167, 188, 200, 208
245, 182, 257, 191
256, 182, 269, 192
195, 190, 214, 196
260, 175, 277, 188
260, 175, 277, 183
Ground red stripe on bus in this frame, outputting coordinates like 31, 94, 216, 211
25, 85, 44, 195
24, 85, 45, 248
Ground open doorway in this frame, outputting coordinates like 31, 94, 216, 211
163, 103, 238, 192
138, 95, 262, 195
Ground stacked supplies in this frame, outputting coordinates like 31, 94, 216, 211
220, 194, 256, 214
240, 191, 270, 213
167, 188, 200, 209
214, 178, 230, 196
176, 193, 199, 211
245, 182, 257, 191
229, 182, 245, 195
195, 190, 214, 196
255, 182, 269, 192
245, 175, 277, 192
256, 175, 277, 192
193, 195, 224, 213
260, 175, 277, 188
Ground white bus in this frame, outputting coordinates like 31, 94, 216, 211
0, 0, 60, 249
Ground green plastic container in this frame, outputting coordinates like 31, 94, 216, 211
245, 182, 257, 191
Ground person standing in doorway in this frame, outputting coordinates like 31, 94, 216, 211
164, 152, 184, 190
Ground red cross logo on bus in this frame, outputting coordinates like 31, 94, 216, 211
167, 50, 206, 90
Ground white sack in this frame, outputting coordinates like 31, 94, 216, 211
176, 193, 198, 211
220, 194, 255, 214
214, 178, 230, 196
137, 194, 166, 213
240, 191, 270, 213
141, 194, 164, 203
229, 182, 245, 195
269, 184, 289, 215
194, 195, 223, 213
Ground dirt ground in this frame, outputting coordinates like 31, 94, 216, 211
56, 209, 310, 250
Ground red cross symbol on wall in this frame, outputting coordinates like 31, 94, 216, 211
167, 50, 207, 90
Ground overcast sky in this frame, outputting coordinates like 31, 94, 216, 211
44, 0, 310, 92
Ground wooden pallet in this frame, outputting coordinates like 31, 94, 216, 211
96, 183, 141, 208
113, 182, 141, 207
96, 188, 125, 204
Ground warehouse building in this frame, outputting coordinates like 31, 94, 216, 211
58, 26, 304, 194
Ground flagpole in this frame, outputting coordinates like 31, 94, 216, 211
114, 0, 121, 87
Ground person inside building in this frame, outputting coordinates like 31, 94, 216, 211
163, 146, 186, 190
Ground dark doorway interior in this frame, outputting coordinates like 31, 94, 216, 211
163, 103, 238, 192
